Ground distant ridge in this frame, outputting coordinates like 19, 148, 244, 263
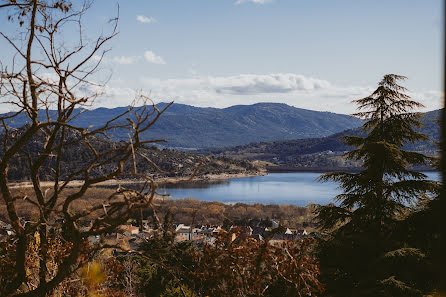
197, 109, 442, 170
0, 102, 364, 148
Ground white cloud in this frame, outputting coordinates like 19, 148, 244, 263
235, 0, 273, 4
135, 73, 370, 113
410, 90, 444, 112
144, 50, 166, 65
91, 54, 140, 65
74, 83, 138, 108
136, 15, 157, 23
210, 73, 331, 94
112, 56, 140, 65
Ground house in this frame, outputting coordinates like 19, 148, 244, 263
197, 225, 222, 238
252, 226, 269, 237
175, 224, 192, 241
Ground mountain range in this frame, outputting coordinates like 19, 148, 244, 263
1, 103, 363, 149
1, 103, 440, 172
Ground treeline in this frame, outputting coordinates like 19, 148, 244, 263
138, 198, 315, 229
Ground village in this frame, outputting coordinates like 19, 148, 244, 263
0, 217, 316, 255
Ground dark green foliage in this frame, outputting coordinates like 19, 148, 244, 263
136, 213, 196, 297
378, 276, 423, 297
136, 241, 196, 297
315, 74, 439, 297
400, 193, 446, 293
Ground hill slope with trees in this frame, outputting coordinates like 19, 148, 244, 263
1, 129, 260, 182
198, 109, 441, 170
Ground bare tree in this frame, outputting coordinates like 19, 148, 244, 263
121, 256, 140, 297
0, 1, 170, 296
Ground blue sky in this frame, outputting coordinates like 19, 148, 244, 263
0, 0, 443, 114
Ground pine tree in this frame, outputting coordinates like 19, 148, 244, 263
316, 74, 439, 297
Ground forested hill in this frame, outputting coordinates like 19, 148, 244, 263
197, 109, 442, 170
2, 130, 260, 182
0, 102, 363, 148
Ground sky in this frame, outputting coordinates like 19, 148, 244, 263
0, 0, 443, 114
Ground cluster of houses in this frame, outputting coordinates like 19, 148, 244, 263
174, 223, 309, 243
1, 218, 315, 254
107, 219, 314, 253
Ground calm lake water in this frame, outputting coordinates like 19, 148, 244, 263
160, 172, 441, 206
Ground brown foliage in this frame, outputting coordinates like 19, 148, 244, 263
191, 229, 323, 297
152, 198, 314, 229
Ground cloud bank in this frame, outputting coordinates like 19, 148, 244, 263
211, 73, 331, 94
32, 73, 439, 116
132, 73, 370, 113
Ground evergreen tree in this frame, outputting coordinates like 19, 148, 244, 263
316, 74, 439, 297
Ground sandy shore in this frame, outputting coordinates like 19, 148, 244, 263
7, 171, 267, 189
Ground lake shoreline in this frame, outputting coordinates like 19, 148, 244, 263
7, 170, 267, 189
7, 167, 438, 190
266, 166, 439, 173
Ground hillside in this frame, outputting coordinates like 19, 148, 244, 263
2, 130, 261, 182
0, 102, 363, 148
198, 109, 442, 170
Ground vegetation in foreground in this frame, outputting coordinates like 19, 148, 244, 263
1, 220, 324, 297
315, 74, 441, 297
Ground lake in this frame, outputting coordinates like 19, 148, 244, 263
160, 172, 441, 206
